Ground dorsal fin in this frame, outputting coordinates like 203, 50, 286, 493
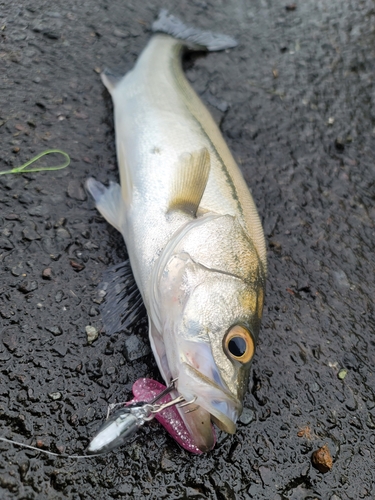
168, 148, 210, 216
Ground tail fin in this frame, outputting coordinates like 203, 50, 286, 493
152, 9, 237, 51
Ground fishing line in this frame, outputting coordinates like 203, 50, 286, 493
0, 148, 91, 458
0, 148, 94, 458
0, 148, 81, 457
0, 436, 102, 459
0, 149, 70, 175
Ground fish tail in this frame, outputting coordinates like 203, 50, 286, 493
152, 9, 237, 51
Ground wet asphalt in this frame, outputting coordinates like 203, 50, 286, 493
1, 0, 375, 498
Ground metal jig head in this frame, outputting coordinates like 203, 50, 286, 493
87, 379, 195, 454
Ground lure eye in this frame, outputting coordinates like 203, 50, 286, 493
224, 325, 254, 363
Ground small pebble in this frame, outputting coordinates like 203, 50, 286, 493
29, 205, 49, 217
93, 288, 106, 304
312, 444, 333, 473
56, 227, 71, 239
18, 280, 38, 294
67, 180, 87, 201
54, 217, 66, 228
42, 267, 52, 279
86, 325, 99, 344
46, 326, 62, 336
89, 306, 99, 316
70, 260, 85, 272
338, 369, 347, 380
48, 392, 62, 400
161, 455, 175, 472
335, 137, 345, 151
123, 334, 151, 361
239, 407, 255, 425
297, 426, 312, 439
22, 227, 41, 241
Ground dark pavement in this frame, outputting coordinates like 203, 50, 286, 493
1, 0, 374, 498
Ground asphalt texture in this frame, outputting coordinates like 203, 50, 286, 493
1, 0, 375, 499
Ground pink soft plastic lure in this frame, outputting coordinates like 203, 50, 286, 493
131, 378, 216, 455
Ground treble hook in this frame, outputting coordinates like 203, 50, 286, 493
104, 378, 180, 420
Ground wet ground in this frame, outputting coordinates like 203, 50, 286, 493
1, 0, 375, 498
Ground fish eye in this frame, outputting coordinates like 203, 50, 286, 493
224, 325, 254, 363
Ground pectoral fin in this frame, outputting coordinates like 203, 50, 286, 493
168, 148, 210, 216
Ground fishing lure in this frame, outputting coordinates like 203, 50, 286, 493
88, 379, 193, 454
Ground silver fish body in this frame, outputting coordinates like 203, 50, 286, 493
87, 29, 267, 452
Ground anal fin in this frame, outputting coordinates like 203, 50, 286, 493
168, 148, 210, 216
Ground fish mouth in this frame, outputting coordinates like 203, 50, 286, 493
176, 361, 242, 452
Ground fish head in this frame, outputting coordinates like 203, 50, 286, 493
150, 214, 266, 451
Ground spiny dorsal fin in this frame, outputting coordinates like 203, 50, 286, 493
168, 148, 210, 216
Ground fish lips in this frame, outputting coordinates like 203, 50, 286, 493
177, 362, 242, 450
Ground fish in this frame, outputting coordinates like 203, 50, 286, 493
86, 10, 267, 453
